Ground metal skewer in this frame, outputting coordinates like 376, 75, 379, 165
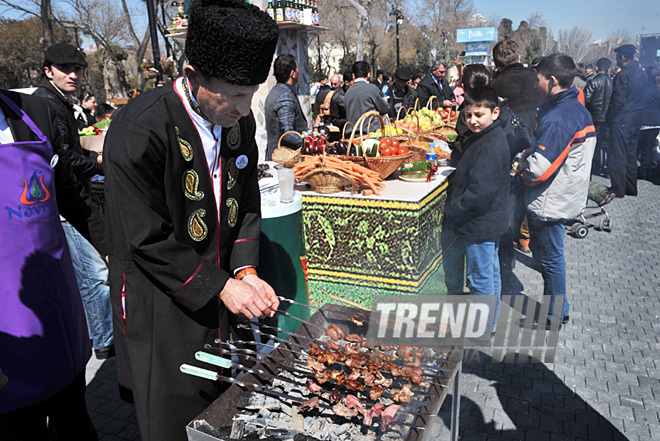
277, 296, 320, 311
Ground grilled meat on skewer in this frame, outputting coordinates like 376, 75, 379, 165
350, 312, 369, 327
330, 370, 346, 386
306, 357, 326, 373
363, 371, 376, 387
298, 396, 320, 410
381, 404, 401, 430
345, 379, 364, 392
326, 324, 345, 341
333, 402, 359, 418
401, 366, 425, 385
317, 350, 342, 365
368, 351, 383, 369
363, 402, 384, 426
344, 343, 361, 355
308, 343, 323, 356
314, 370, 331, 384
345, 394, 363, 410
307, 380, 322, 393
347, 369, 361, 381
326, 340, 342, 351
329, 388, 343, 403
391, 383, 413, 403
369, 386, 385, 401
345, 354, 367, 370
344, 334, 365, 344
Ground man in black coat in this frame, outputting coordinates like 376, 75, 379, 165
103, 2, 279, 440
585, 57, 613, 175
389, 66, 417, 119
264, 53, 308, 160
606, 44, 648, 198
330, 67, 354, 132
417, 59, 456, 109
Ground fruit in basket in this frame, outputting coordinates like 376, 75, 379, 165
361, 139, 379, 157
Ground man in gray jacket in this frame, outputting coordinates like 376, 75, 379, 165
265, 53, 308, 160
345, 61, 389, 133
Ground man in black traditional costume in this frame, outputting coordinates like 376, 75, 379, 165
102, 1, 280, 440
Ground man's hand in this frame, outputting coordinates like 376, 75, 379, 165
243, 274, 279, 318
442, 99, 456, 107
219, 277, 278, 319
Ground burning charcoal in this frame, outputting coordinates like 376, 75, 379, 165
380, 404, 401, 430
236, 392, 282, 411
328, 389, 343, 403
333, 423, 351, 437
193, 419, 223, 437
229, 418, 245, 439
257, 408, 271, 419
298, 396, 320, 410
350, 312, 369, 327
325, 324, 345, 341
332, 402, 359, 419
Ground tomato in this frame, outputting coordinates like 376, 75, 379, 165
379, 139, 389, 151
381, 147, 395, 156
397, 146, 409, 155
391, 140, 400, 149
440, 111, 448, 119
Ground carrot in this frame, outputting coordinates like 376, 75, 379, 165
362, 189, 374, 196
362, 173, 380, 195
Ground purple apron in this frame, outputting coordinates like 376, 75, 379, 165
0, 92, 90, 413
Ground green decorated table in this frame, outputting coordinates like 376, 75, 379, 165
299, 166, 456, 308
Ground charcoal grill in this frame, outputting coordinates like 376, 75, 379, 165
185, 303, 463, 441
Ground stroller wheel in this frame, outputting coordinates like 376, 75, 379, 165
600, 217, 613, 233
571, 223, 589, 239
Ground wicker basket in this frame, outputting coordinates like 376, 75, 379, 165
351, 111, 411, 179
301, 167, 356, 194
272, 131, 303, 167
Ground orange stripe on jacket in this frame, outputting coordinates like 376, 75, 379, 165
523, 125, 595, 186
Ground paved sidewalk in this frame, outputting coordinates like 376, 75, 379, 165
85, 176, 660, 440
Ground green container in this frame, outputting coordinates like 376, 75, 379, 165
259, 191, 310, 340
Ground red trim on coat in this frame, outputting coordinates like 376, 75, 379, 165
234, 238, 258, 243
170, 259, 205, 295
120, 274, 127, 334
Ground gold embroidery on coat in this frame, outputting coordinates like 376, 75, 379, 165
227, 124, 240, 150
226, 198, 238, 227
183, 170, 204, 201
176, 126, 193, 161
188, 209, 208, 241
227, 159, 237, 191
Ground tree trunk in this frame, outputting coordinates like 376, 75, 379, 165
356, 16, 365, 61
41, 0, 54, 49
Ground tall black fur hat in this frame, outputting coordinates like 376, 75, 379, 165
186, 0, 279, 86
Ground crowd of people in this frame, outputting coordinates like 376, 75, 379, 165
2, 0, 660, 439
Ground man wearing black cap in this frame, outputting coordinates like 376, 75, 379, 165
389, 66, 417, 119
606, 43, 648, 198
103, 1, 279, 440
34, 43, 115, 362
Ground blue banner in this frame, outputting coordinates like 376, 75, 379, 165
465, 42, 492, 56
456, 27, 497, 43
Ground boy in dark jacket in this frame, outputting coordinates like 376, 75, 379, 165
444, 86, 511, 331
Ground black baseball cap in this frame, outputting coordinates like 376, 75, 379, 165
44, 43, 88, 67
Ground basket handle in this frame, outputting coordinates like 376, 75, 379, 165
341, 121, 354, 140
413, 97, 420, 113
347, 111, 384, 157
426, 96, 439, 110
278, 130, 303, 148
394, 104, 409, 125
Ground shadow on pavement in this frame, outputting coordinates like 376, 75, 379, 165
86, 359, 141, 441
436, 352, 629, 440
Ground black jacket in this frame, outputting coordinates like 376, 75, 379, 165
0, 89, 106, 255
330, 85, 348, 132
389, 84, 418, 119
584, 73, 613, 123
641, 83, 660, 127
606, 62, 648, 124
444, 117, 511, 240
417, 73, 454, 109
264, 82, 308, 160
491, 63, 543, 129
33, 79, 103, 179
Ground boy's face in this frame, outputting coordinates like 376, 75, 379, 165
465, 104, 500, 133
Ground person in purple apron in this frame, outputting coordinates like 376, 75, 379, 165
0, 89, 106, 440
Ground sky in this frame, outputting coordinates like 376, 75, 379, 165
472, 0, 660, 41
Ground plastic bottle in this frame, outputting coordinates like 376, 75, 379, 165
312, 129, 320, 154
426, 144, 438, 167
